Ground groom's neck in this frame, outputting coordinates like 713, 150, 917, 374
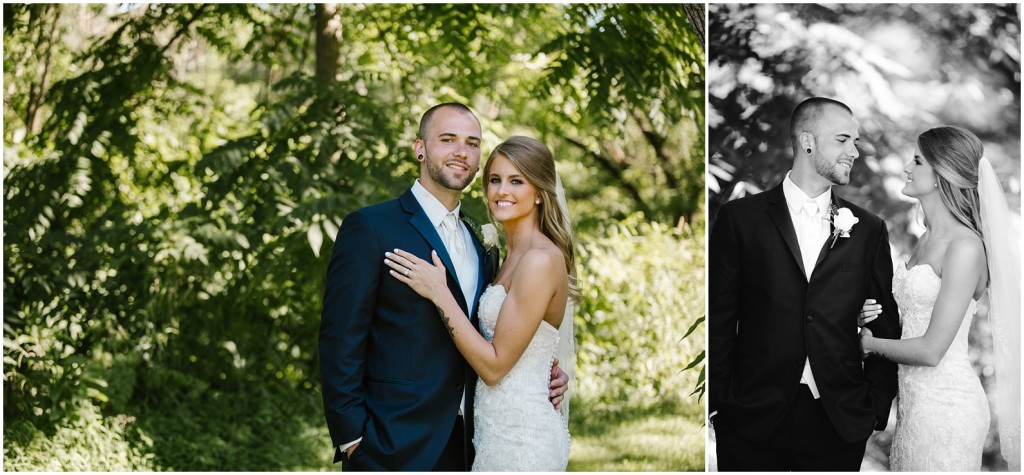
417, 178, 462, 211
789, 167, 832, 199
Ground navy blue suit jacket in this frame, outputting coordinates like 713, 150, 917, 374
709, 184, 900, 443
319, 189, 497, 470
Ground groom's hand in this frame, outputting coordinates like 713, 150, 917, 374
345, 442, 360, 459
859, 327, 874, 360
549, 358, 569, 409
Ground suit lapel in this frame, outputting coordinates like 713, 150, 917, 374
766, 184, 808, 279
399, 190, 469, 313
811, 192, 842, 275
461, 214, 489, 318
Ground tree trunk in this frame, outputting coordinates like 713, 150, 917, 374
314, 3, 340, 90
25, 4, 60, 135
683, 3, 705, 51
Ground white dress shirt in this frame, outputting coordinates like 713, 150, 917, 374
782, 172, 831, 399
411, 180, 480, 313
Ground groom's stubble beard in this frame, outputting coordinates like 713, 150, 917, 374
813, 151, 851, 186
424, 146, 475, 193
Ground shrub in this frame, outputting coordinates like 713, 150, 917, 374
574, 214, 705, 414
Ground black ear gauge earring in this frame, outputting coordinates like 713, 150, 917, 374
806, 148, 812, 154
418, 155, 423, 160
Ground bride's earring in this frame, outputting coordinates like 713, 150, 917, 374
535, 199, 541, 205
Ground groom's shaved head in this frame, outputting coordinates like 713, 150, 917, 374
790, 97, 854, 147
418, 102, 478, 140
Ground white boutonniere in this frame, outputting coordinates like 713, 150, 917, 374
827, 205, 859, 248
481, 223, 499, 249
464, 217, 500, 251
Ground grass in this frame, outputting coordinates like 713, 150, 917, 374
5, 389, 705, 471
567, 399, 705, 471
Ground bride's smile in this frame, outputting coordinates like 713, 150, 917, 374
486, 154, 541, 225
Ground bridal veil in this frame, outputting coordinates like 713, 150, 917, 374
978, 156, 1020, 470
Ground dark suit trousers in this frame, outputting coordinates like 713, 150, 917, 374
432, 415, 467, 471
716, 385, 868, 471
339, 416, 467, 471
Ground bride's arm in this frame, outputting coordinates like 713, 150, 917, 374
385, 249, 559, 386
862, 238, 986, 366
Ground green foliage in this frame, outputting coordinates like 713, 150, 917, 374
574, 215, 705, 415
4, 401, 157, 471
4, 4, 705, 470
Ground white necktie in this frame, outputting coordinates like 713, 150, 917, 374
799, 200, 822, 277
441, 212, 465, 260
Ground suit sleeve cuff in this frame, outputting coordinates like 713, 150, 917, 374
339, 437, 362, 452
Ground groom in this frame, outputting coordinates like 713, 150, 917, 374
319, 102, 567, 471
709, 97, 901, 470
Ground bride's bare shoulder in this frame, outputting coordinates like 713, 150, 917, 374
942, 232, 986, 274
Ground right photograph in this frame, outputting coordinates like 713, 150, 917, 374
707, 3, 1020, 472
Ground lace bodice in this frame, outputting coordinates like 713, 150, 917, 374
889, 262, 989, 471
476, 285, 561, 392
471, 284, 569, 471
893, 263, 977, 368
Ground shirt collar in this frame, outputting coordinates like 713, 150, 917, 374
782, 172, 831, 215
411, 179, 462, 228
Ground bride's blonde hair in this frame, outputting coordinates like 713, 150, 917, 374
917, 126, 985, 238
483, 136, 580, 302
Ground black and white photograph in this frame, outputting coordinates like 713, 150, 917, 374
708, 3, 1020, 472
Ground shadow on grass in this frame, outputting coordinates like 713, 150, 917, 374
567, 396, 705, 471
125, 386, 333, 471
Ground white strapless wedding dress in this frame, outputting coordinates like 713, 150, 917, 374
471, 285, 570, 471
890, 262, 989, 471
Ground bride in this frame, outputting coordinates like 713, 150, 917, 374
384, 135, 575, 471
858, 126, 1020, 471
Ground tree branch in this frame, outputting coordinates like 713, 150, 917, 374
630, 108, 681, 192
25, 4, 59, 134
683, 3, 705, 52
159, 4, 209, 56
562, 135, 653, 217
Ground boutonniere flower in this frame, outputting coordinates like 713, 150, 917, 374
481, 223, 499, 249
827, 205, 859, 248
464, 217, 500, 251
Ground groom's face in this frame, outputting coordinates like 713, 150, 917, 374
417, 107, 482, 193
812, 109, 860, 186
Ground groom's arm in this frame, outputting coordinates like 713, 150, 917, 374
320, 210, 381, 453
862, 223, 900, 430
708, 203, 742, 416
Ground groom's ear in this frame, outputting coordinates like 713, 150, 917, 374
413, 139, 425, 162
799, 133, 814, 155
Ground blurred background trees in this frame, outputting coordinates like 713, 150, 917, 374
3, 4, 705, 470
707, 3, 1020, 471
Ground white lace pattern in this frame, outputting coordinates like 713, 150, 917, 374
890, 263, 989, 471
471, 285, 570, 471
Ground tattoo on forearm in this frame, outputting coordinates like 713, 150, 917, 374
437, 306, 456, 339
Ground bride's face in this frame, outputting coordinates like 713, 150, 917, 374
486, 154, 540, 225
902, 149, 938, 197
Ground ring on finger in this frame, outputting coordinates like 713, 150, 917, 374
404, 268, 409, 276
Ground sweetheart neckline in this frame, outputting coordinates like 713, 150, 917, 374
483, 284, 559, 332
904, 261, 939, 278
899, 261, 980, 304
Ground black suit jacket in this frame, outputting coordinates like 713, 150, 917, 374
709, 183, 900, 443
319, 189, 498, 470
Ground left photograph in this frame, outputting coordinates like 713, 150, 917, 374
3, 4, 707, 471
